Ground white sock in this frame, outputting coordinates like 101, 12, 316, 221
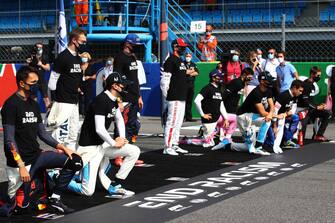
51, 193, 60, 200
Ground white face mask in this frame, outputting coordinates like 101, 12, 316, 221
257, 54, 262, 60
278, 57, 284, 63
106, 60, 113, 66
185, 57, 191, 62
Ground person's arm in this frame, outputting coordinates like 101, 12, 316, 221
114, 108, 125, 138
268, 97, 275, 114
95, 115, 117, 147
274, 101, 281, 116
194, 94, 205, 117
255, 103, 270, 118
186, 68, 194, 75
37, 123, 75, 158
3, 124, 30, 182
3, 125, 24, 166
197, 37, 205, 50
38, 62, 50, 71
289, 64, 299, 79
207, 37, 217, 49
37, 123, 59, 148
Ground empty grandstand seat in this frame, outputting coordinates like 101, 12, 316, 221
253, 14, 262, 25
319, 11, 329, 25
262, 13, 272, 24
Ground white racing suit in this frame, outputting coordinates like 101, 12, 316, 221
47, 102, 80, 151
67, 142, 140, 196
237, 113, 271, 153
164, 100, 186, 148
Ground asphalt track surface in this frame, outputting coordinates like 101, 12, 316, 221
1, 117, 335, 223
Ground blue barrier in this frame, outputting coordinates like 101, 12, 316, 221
0, 63, 162, 116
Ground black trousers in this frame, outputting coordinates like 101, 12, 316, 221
22, 151, 75, 206
300, 108, 331, 138
185, 81, 195, 120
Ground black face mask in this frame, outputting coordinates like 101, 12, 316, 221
313, 76, 321, 82
24, 82, 39, 95
264, 81, 273, 89
76, 42, 88, 54
243, 77, 252, 83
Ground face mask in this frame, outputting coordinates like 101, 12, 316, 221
81, 57, 88, 63
313, 76, 321, 82
37, 48, 43, 55
244, 76, 252, 83
268, 53, 274, 60
257, 54, 262, 60
76, 42, 88, 54
106, 60, 113, 66
24, 82, 39, 95
185, 57, 191, 62
206, 31, 212, 36
264, 81, 273, 88
278, 57, 284, 63
232, 55, 239, 62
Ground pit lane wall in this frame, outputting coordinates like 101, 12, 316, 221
0, 62, 333, 117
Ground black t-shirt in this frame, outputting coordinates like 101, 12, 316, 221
199, 84, 223, 123
29, 54, 49, 97
114, 51, 140, 103
1, 93, 42, 167
297, 79, 316, 108
79, 92, 118, 146
222, 78, 244, 114
164, 54, 187, 101
185, 61, 198, 83
237, 86, 272, 115
276, 90, 297, 114
54, 49, 82, 104
80, 64, 95, 95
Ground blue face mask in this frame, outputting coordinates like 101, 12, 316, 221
81, 57, 88, 63
268, 53, 274, 59
232, 55, 239, 62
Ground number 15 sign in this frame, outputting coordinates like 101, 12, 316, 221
190, 21, 206, 33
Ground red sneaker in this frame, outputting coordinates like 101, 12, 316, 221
114, 157, 123, 166
313, 135, 328, 142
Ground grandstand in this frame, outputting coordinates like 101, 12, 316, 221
0, 0, 334, 63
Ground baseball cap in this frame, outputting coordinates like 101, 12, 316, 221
171, 38, 189, 48
209, 69, 222, 80
105, 72, 132, 87
124, 33, 143, 45
258, 71, 276, 83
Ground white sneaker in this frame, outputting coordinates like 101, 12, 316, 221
163, 148, 179, 156
173, 145, 189, 154
211, 138, 230, 151
253, 147, 271, 156
203, 142, 212, 148
107, 184, 135, 199
273, 146, 283, 154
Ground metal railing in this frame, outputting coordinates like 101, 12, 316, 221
70, 0, 152, 33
